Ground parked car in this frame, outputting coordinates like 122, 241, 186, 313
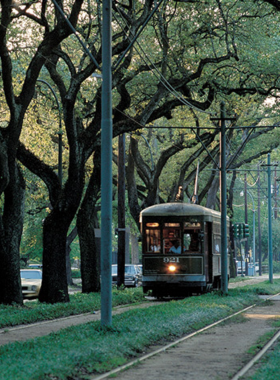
255, 262, 259, 273
112, 264, 142, 287
237, 261, 246, 275
20, 269, 42, 298
28, 263, 42, 269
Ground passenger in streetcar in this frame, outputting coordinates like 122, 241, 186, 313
169, 239, 182, 254
188, 233, 199, 251
151, 242, 160, 252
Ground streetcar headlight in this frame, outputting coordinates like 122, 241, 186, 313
168, 265, 176, 272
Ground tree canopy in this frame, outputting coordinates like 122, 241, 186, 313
1, 0, 280, 304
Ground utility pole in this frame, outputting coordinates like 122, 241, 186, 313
258, 165, 262, 276
220, 103, 228, 293
117, 134, 126, 287
211, 102, 235, 294
267, 154, 273, 284
274, 167, 277, 220
244, 174, 249, 275
101, 0, 113, 326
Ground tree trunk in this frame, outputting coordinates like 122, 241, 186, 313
0, 163, 25, 304
206, 176, 220, 210
66, 227, 77, 285
130, 232, 140, 264
126, 144, 141, 229
39, 210, 70, 303
77, 149, 101, 293
66, 243, 73, 286
227, 172, 237, 219
78, 215, 100, 293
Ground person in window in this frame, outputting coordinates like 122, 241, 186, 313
169, 239, 182, 254
189, 233, 199, 251
151, 242, 160, 252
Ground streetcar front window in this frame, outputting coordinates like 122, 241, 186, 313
183, 223, 201, 252
163, 223, 181, 254
184, 231, 200, 252
145, 224, 161, 253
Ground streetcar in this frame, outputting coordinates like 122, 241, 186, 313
139, 202, 230, 297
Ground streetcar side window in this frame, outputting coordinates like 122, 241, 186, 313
144, 223, 161, 253
214, 236, 221, 254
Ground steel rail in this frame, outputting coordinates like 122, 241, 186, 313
231, 292, 280, 380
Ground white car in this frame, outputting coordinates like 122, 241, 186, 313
112, 264, 142, 287
20, 269, 42, 298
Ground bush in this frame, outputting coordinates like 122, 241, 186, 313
262, 260, 280, 273
273, 261, 280, 273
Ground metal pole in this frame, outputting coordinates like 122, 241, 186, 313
253, 208, 256, 273
101, 0, 112, 326
117, 134, 126, 287
267, 154, 273, 284
247, 191, 255, 275
258, 165, 262, 276
220, 102, 228, 294
274, 167, 277, 219
244, 174, 249, 275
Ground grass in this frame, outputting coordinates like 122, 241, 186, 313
246, 330, 276, 357
1, 281, 280, 379
229, 276, 252, 283
0, 287, 146, 329
245, 342, 280, 380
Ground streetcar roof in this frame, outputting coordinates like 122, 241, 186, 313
140, 202, 223, 220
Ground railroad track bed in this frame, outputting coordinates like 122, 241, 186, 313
93, 294, 280, 380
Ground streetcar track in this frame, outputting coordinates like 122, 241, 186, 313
91, 292, 280, 380
231, 329, 280, 380
231, 292, 280, 380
